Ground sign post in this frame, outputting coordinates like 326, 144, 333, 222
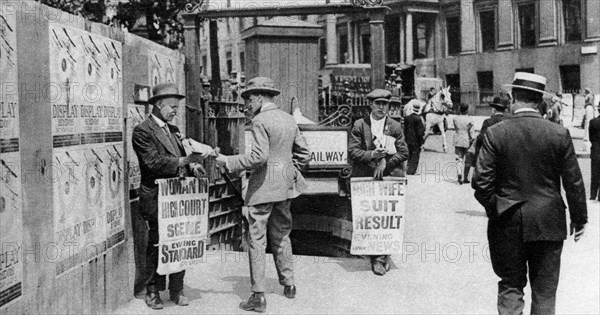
350, 177, 406, 256
156, 177, 209, 275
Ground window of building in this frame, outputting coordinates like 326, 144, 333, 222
361, 33, 371, 64
385, 15, 401, 64
446, 74, 461, 110
415, 22, 428, 58
518, 3, 537, 48
477, 71, 494, 104
446, 16, 461, 56
239, 52, 245, 72
339, 33, 348, 64
559, 65, 581, 93
226, 51, 232, 77
479, 10, 496, 52
563, 0, 582, 42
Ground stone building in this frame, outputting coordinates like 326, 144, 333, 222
197, 0, 600, 112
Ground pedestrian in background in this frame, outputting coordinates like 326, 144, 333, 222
349, 88, 408, 276
590, 108, 600, 201
404, 101, 425, 175
473, 72, 587, 315
583, 88, 596, 141
452, 103, 473, 184
215, 77, 311, 313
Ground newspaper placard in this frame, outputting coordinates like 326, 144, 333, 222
0, 10, 23, 309
156, 177, 209, 275
350, 177, 406, 255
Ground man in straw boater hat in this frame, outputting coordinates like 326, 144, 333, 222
472, 72, 587, 315
403, 99, 425, 175
348, 88, 408, 276
215, 77, 311, 313
132, 83, 212, 309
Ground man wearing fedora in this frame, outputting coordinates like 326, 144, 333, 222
348, 88, 408, 275
474, 95, 511, 162
215, 77, 311, 313
472, 72, 587, 315
403, 99, 425, 175
132, 82, 210, 309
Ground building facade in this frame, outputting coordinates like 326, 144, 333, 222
196, 0, 600, 113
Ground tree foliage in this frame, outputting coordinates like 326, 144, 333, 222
36, 0, 199, 49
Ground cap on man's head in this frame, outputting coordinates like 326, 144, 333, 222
366, 89, 392, 103
459, 103, 469, 113
504, 72, 553, 97
241, 77, 281, 99
148, 82, 185, 104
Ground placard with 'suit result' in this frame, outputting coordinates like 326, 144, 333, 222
156, 177, 209, 275
350, 177, 406, 255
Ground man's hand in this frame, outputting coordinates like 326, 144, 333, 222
570, 223, 586, 242
373, 158, 386, 180
372, 147, 387, 160
187, 152, 206, 164
215, 154, 227, 167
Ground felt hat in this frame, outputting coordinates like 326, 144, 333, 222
241, 77, 281, 99
504, 72, 554, 97
148, 83, 185, 104
366, 89, 392, 103
490, 96, 510, 110
459, 103, 470, 113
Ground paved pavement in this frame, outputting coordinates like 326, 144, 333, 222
114, 134, 599, 315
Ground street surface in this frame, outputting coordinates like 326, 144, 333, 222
114, 133, 599, 314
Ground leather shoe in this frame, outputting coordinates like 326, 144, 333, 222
145, 291, 164, 310
283, 285, 296, 299
239, 293, 266, 313
170, 290, 190, 306
371, 261, 387, 276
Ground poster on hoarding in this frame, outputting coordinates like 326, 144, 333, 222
350, 177, 406, 256
49, 22, 124, 276
156, 177, 209, 275
302, 130, 348, 167
0, 10, 22, 309
127, 104, 146, 191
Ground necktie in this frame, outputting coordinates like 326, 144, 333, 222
163, 125, 187, 177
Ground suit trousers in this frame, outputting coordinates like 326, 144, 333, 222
246, 200, 295, 292
145, 220, 185, 292
407, 145, 421, 175
488, 219, 563, 315
591, 158, 599, 200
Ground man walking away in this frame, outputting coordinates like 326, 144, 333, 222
404, 101, 425, 175
590, 108, 600, 201
472, 72, 587, 315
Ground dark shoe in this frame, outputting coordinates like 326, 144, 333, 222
170, 290, 190, 306
382, 258, 391, 272
145, 291, 164, 310
463, 179, 470, 184
239, 293, 266, 313
457, 174, 462, 185
283, 285, 296, 299
371, 261, 387, 276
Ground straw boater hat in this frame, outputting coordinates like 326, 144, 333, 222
240, 77, 281, 99
504, 72, 554, 98
366, 89, 392, 103
148, 82, 185, 104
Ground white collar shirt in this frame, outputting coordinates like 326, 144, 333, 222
370, 114, 386, 142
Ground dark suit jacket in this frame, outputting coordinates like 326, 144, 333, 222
132, 116, 188, 221
475, 113, 506, 158
590, 116, 600, 159
349, 116, 409, 177
472, 111, 587, 241
403, 113, 425, 147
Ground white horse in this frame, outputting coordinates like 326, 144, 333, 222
423, 87, 452, 152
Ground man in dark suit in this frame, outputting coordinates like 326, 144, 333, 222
215, 77, 311, 313
590, 110, 600, 200
132, 83, 209, 309
403, 101, 425, 175
475, 95, 510, 160
348, 89, 409, 276
473, 73, 587, 315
